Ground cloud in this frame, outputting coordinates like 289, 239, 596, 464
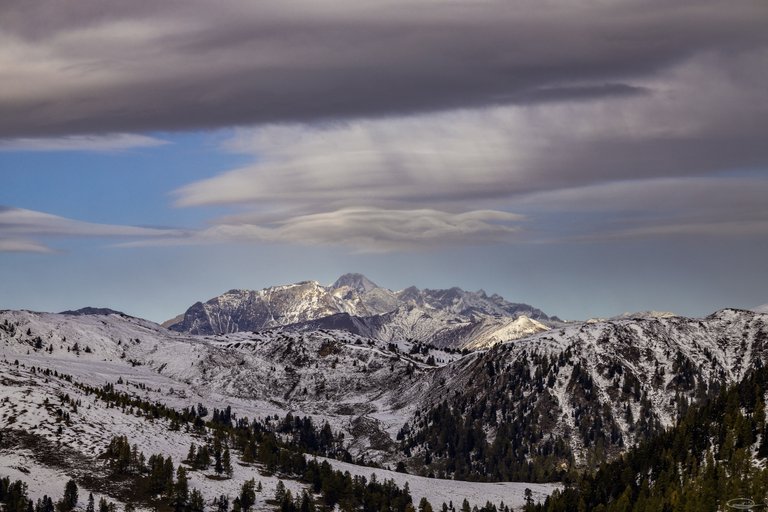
583, 220, 768, 240
0, 206, 185, 252
174, 47, 768, 214
124, 207, 524, 252
0, 238, 55, 253
0, 133, 168, 152
0, 0, 766, 137
165, 45, 768, 248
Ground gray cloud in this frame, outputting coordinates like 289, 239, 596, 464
124, 208, 524, 252
0, 133, 168, 152
1, 0, 766, 137
173, 47, 768, 211
0, 206, 185, 252
0, 238, 54, 254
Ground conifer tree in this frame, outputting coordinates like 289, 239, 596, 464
223, 446, 233, 477
173, 467, 189, 512
214, 436, 223, 474
60, 480, 78, 511
215, 495, 229, 512
189, 489, 205, 512
240, 479, 256, 512
274, 480, 286, 503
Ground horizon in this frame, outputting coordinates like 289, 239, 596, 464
1, 0, 767, 323
4, 271, 766, 325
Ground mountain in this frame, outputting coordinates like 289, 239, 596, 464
399, 308, 768, 480
59, 306, 131, 317
753, 303, 768, 314
287, 308, 550, 349
0, 309, 555, 510
332, 272, 380, 294
166, 274, 555, 348
4, 306, 768, 474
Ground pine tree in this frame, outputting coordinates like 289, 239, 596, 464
189, 489, 205, 512
216, 495, 229, 512
60, 480, 78, 511
274, 480, 286, 503
173, 467, 189, 512
299, 490, 313, 512
163, 459, 175, 496
214, 436, 223, 475
223, 445, 233, 477
85, 492, 95, 512
186, 443, 197, 464
240, 479, 256, 512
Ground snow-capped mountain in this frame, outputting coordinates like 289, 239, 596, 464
167, 273, 555, 348
286, 307, 550, 349
402, 307, 768, 478
4, 305, 768, 475
0, 309, 556, 509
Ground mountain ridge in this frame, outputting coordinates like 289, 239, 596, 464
165, 273, 556, 348
2, 306, 767, 479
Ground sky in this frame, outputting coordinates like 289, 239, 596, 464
1, 0, 767, 322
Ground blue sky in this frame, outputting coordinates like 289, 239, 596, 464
1, 0, 767, 322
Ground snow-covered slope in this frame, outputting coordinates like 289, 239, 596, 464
0, 309, 560, 509
404, 308, 768, 474
4, 307, 768, 482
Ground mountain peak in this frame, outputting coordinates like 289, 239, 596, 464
59, 306, 130, 317
332, 273, 379, 294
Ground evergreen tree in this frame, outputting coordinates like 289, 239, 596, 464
223, 446, 233, 477
85, 493, 94, 512
240, 479, 256, 512
186, 443, 197, 464
60, 480, 78, 511
216, 495, 229, 512
274, 480, 286, 503
214, 436, 224, 475
163, 459, 175, 496
173, 467, 189, 512
189, 489, 205, 512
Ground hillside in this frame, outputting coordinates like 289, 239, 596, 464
4, 307, 768, 486
398, 309, 768, 480
0, 310, 558, 511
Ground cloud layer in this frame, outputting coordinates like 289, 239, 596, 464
0, 207, 183, 252
1, 0, 766, 137
0, 134, 168, 152
130, 208, 524, 252
169, 45, 768, 245
2, 0, 767, 253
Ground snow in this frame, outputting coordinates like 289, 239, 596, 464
0, 309, 567, 509
4, 306, 767, 509
318, 457, 560, 509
